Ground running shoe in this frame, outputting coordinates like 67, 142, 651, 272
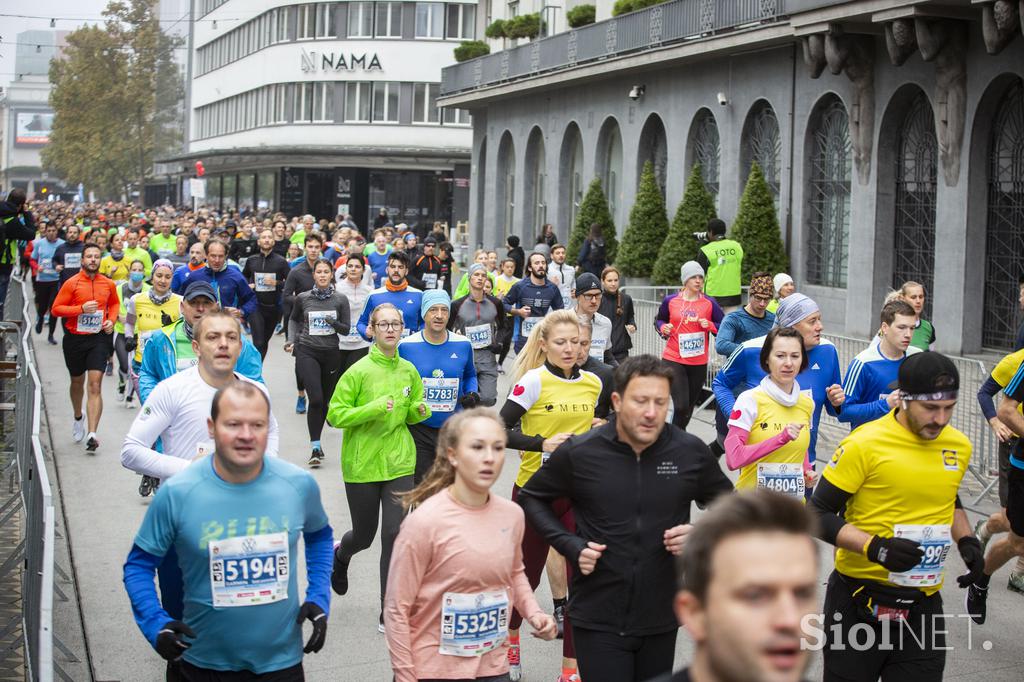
965, 583, 988, 624
308, 448, 324, 469
274, 323, 284, 336
125, 394, 136, 410
34, 317, 43, 334
378, 611, 385, 634
296, 396, 307, 414
497, 365, 505, 375
116, 381, 126, 403
47, 335, 57, 346
85, 433, 99, 454
72, 417, 86, 443
138, 475, 158, 497
554, 603, 565, 640
974, 519, 991, 554
104, 361, 113, 377
556, 674, 580, 682
1008, 572, 1024, 595
331, 548, 349, 595
507, 643, 522, 682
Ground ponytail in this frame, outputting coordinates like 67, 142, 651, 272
511, 309, 580, 384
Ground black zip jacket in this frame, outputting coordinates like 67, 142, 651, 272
518, 418, 733, 636
409, 253, 442, 290
242, 251, 291, 306
0, 201, 37, 266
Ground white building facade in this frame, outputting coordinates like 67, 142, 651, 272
176, 0, 478, 230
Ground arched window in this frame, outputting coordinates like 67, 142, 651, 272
637, 114, 668, 195
742, 101, 781, 198
892, 92, 937, 319
983, 79, 1024, 349
805, 96, 851, 288
496, 132, 516, 240
596, 119, 623, 216
524, 128, 547, 237
560, 124, 585, 232
690, 109, 720, 201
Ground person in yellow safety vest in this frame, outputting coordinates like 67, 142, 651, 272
697, 218, 744, 312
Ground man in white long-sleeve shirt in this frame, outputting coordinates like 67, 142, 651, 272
121, 309, 278, 483
119, 309, 278, 625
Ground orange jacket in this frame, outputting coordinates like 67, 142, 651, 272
51, 270, 119, 335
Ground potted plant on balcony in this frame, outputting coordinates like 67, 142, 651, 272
485, 19, 507, 39
454, 40, 491, 62
567, 4, 596, 28
505, 13, 543, 40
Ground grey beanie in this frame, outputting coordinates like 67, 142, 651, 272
680, 260, 705, 285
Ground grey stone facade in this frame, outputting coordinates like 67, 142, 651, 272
442, 1, 1024, 355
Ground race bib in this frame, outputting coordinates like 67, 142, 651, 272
209, 532, 289, 607
422, 273, 438, 289
423, 377, 459, 413
465, 324, 492, 350
521, 317, 542, 339
40, 257, 55, 274
254, 272, 277, 292
589, 336, 607, 360
756, 462, 805, 498
308, 310, 337, 336
439, 590, 509, 657
136, 330, 156, 360
558, 283, 572, 308
888, 524, 951, 587
158, 249, 173, 259
64, 252, 81, 270
678, 332, 705, 358
176, 356, 198, 372
77, 312, 102, 334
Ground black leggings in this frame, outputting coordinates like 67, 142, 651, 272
249, 303, 282, 360
573, 627, 677, 682
294, 343, 343, 442
409, 422, 440, 484
171, 660, 304, 682
34, 280, 59, 335
339, 346, 369, 375
113, 333, 137, 401
665, 360, 706, 430
336, 476, 414, 598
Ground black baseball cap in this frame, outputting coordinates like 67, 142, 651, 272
575, 273, 601, 294
183, 281, 218, 303
891, 351, 959, 400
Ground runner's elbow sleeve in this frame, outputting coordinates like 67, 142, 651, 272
808, 478, 852, 545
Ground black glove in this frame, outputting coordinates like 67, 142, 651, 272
956, 536, 986, 588
124, 337, 137, 353
296, 602, 327, 654
161, 311, 173, 327
155, 620, 195, 661
460, 391, 481, 409
329, 318, 348, 334
865, 535, 923, 572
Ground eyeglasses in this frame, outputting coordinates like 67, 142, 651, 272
750, 295, 772, 304
580, 292, 601, 301
374, 321, 403, 331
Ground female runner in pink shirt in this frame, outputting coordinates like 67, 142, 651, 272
385, 408, 558, 682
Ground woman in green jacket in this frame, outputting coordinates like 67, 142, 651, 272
327, 301, 430, 632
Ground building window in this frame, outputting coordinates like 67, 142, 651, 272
598, 122, 623, 217
982, 78, 1024, 349
442, 107, 471, 125
805, 96, 851, 289
742, 101, 781, 198
372, 82, 399, 122
349, 2, 374, 38
447, 4, 477, 39
345, 82, 372, 122
273, 83, 291, 123
296, 82, 334, 123
416, 2, 445, 38
413, 83, 439, 123
892, 92, 937, 319
691, 109, 720, 201
276, 6, 290, 42
376, 2, 403, 37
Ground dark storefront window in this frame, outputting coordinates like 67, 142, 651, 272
238, 173, 256, 214
368, 170, 452, 233
257, 171, 276, 211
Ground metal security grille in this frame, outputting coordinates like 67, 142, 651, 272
805, 97, 851, 288
743, 102, 781, 197
892, 92, 937, 319
983, 79, 1024, 350
692, 110, 720, 200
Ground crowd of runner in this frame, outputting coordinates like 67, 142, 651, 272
1, 187, 1022, 682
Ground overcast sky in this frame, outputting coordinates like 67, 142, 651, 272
0, 1, 110, 85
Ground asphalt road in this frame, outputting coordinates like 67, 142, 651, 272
31, 324, 1024, 681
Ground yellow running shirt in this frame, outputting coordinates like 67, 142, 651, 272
508, 364, 602, 488
991, 349, 1024, 416
728, 383, 813, 492
129, 292, 183, 362
822, 410, 971, 595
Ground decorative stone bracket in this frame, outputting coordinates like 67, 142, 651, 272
981, 0, 1020, 54
916, 18, 968, 186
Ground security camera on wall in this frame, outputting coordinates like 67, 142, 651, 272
717, 92, 729, 106
628, 85, 645, 101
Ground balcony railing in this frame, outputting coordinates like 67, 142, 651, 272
441, 0, 788, 96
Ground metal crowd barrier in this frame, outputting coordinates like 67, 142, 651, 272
627, 295, 1000, 507
2, 275, 55, 682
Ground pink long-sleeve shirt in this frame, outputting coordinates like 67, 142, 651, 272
384, 489, 542, 682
